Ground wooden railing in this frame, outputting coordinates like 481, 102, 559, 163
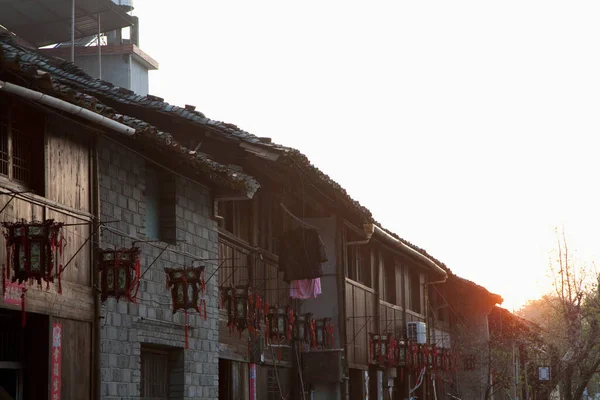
379, 300, 404, 336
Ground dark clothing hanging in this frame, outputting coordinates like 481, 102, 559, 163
278, 227, 328, 282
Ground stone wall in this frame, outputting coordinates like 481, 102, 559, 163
98, 137, 220, 400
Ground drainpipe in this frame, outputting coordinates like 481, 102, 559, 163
0, 81, 136, 136
92, 136, 101, 400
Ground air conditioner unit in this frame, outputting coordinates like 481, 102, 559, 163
407, 322, 427, 344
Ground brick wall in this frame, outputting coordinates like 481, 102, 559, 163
98, 137, 220, 400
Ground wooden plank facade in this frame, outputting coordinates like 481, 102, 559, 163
0, 96, 95, 399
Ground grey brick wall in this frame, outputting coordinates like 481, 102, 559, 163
98, 137, 219, 400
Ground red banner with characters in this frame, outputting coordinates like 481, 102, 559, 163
51, 322, 62, 400
3, 281, 23, 305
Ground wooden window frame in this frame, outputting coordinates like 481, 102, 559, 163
0, 100, 45, 195
382, 254, 396, 305
218, 200, 251, 243
347, 244, 371, 288
408, 269, 421, 314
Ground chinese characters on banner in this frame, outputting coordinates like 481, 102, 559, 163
3, 281, 23, 305
249, 363, 257, 400
51, 322, 62, 400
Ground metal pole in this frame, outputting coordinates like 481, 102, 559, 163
97, 13, 101, 79
71, 0, 75, 62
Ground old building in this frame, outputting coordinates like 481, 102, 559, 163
428, 274, 504, 399
0, 30, 258, 400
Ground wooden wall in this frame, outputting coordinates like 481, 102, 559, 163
0, 116, 94, 322
45, 119, 90, 214
345, 279, 376, 368
54, 316, 92, 400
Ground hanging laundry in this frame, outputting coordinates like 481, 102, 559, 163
290, 278, 322, 299
278, 227, 328, 282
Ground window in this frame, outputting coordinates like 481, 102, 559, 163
382, 255, 396, 304
219, 359, 248, 400
145, 165, 176, 243
218, 200, 251, 242
347, 244, 371, 287
140, 345, 183, 400
409, 269, 421, 314
256, 193, 286, 254
0, 99, 45, 194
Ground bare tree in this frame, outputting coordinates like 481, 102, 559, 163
527, 228, 600, 400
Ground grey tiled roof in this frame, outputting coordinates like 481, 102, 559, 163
0, 31, 475, 282
0, 32, 259, 197
0, 34, 371, 221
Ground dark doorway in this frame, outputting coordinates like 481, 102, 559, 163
0, 369, 18, 398
0, 308, 49, 400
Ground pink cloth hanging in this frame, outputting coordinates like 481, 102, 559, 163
290, 278, 322, 299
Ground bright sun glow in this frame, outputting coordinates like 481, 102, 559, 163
132, 1, 600, 309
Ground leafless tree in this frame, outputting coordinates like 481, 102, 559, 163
523, 228, 600, 400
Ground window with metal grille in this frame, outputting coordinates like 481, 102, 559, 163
267, 368, 280, 400
140, 347, 169, 400
0, 99, 45, 193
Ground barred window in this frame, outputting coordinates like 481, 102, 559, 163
0, 98, 45, 193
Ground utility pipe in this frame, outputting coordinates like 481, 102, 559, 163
0, 81, 136, 136
366, 223, 447, 280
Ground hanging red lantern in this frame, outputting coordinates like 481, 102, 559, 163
309, 318, 317, 349
325, 319, 335, 349
165, 266, 206, 349
369, 333, 383, 365
165, 266, 206, 313
396, 337, 407, 366
233, 284, 250, 338
3, 219, 64, 289
267, 306, 288, 342
286, 306, 294, 341
221, 285, 236, 334
248, 293, 264, 340
98, 247, 141, 303
292, 313, 312, 345
387, 335, 397, 367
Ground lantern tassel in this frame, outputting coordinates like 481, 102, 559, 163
20, 288, 26, 328
57, 272, 62, 295
203, 299, 207, 321
2, 263, 5, 297
6, 243, 11, 284
184, 311, 189, 350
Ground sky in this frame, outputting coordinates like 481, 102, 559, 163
132, 1, 600, 310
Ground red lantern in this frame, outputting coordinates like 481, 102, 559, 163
247, 293, 264, 340
387, 335, 397, 367
165, 266, 206, 349
3, 219, 64, 289
314, 318, 334, 349
233, 284, 250, 337
98, 247, 141, 303
293, 313, 312, 345
165, 266, 206, 314
267, 306, 288, 342
221, 285, 235, 334
396, 337, 407, 366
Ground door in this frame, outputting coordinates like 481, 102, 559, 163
0, 308, 47, 400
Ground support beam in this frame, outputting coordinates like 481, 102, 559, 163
97, 13, 102, 79
71, 0, 75, 62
